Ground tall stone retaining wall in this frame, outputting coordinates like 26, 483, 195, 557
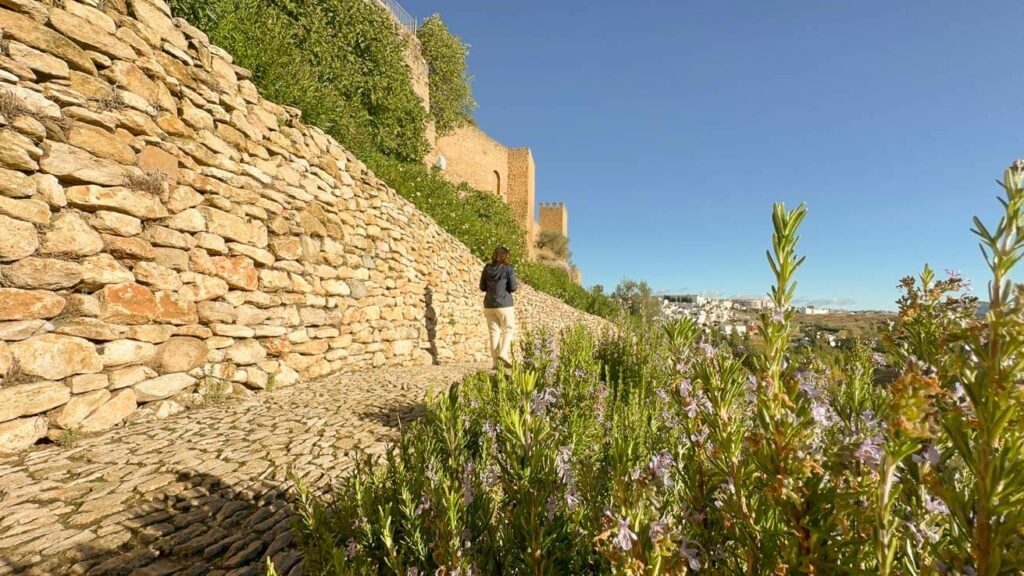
0, 0, 607, 453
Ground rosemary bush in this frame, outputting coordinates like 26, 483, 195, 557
293, 168, 1024, 575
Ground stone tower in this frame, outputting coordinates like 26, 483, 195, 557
538, 203, 568, 238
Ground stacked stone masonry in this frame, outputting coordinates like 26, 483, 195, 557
0, 0, 608, 454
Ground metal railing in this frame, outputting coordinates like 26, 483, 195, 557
375, 0, 417, 33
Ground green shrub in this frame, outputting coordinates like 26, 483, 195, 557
289, 167, 1024, 574
417, 15, 476, 135
167, 0, 428, 161
535, 230, 571, 261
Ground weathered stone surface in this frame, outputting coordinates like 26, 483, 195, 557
80, 253, 135, 288
67, 122, 137, 165
40, 211, 104, 256
33, 173, 65, 208
0, 288, 65, 320
78, 388, 136, 432
154, 337, 208, 373
179, 273, 229, 302
98, 282, 158, 325
142, 225, 193, 249
48, 389, 110, 430
0, 381, 70, 423
133, 261, 180, 289
0, 341, 9, 377
0, 214, 39, 261
191, 251, 258, 290
154, 290, 198, 325
134, 373, 196, 402
0, 0, 48, 23
8, 40, 68, 78
91, 210, 143, 237
0, 319, 51, 341
0, 195, 49, 225
0, 257, 82, 289
0, 167, 36, 199
199, 207, 255, 244
101, 339, 157, 367
102, 234, 156, 260
9, 334, 102, 380
108, 365, 154, 390
224, 339, 267, 365
0, 9, 96, 73
49, 8, 136, 60
164, 207, 205, 232
137, 146, 179, 184
40, 143, 129, 186
68, 373, 109, 394
66, 185, 169, 219
0, 416, 47, 454
126, 324, 175, 343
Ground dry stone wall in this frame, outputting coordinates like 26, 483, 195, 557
0, 0, 608, 454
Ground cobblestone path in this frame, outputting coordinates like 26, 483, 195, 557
0, 364, 485, 576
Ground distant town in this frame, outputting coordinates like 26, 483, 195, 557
658, 293, 894, 344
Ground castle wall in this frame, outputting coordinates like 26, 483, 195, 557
507, 148, 536, 258
0, 0, 607, 454
430, 124, 508, 200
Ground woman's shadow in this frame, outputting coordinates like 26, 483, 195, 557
424, 287, 439, 365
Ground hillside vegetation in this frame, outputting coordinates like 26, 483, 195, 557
167, 0, 619, 318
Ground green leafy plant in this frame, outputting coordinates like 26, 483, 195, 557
417, 15, 476, 135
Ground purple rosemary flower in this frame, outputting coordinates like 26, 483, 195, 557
415, 495, 431, 514
811, 402, 836, 427
675, 358, 688, 373
555, 446, 574, 483
797, 372, 820, 399
649, 517, 669, 541
546, 493, 558, 522
573, 368, 586, 378
407, 568, 420, 576
482, 420, 499, 439
912, 444, 941, 467
565, 485, 580, 511
480, 466, 500, 489
426, 462, 438, 483
345, 538, 358, 558
678, 379, 693, 399
656, 388, 669, 403
531, 387, 559, 415
698, 342, 717, 359
680, 537, 701, 570
649, 451, 675, 487
855, 435, 884, 470
772, 307, 785, 323
462, 463, 475, 505
923, 493, 949, 515
612, 516, 638, 551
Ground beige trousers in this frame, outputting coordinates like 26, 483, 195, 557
483, 307, 516, 367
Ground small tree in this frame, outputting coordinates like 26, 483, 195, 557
417, 14, 477, 135
535, 230, 571, 261
612, 278, 662, 322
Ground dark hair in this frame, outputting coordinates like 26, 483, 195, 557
491, 246, 510, 265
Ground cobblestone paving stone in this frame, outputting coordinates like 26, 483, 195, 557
0, 364, 485, 576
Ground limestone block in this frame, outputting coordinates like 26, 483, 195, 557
0, 416, 48, 454
66, 185, 168, 219
0, 320, 52, 341
164, 208, 205, 233
9, 334, 102, 380
97, 282, 158, 324
0, 167, 37, 198
40, 211, 104, 256
108, 365, 155, 390
48, 8, 136, 60
0, 215, 38, 261
67, 122, 137, 165
48, 389, 110, 430
0, 257, 82, 290
134, 373, 195, 402
154, 337, 208, 373
68, 373, 109, 394
41, 143, 131, 186
137, 145, 179, 185
101, 339, 157, 367
0, 381, 70, 423
0, 288, 65, 321
101, 234, 156, 260
91, 210, 143, 237
154, 291, 198, 324
79, 389, 136, 432
0, 130, 41, 171
80, 254, 135, 288
178, 273, 229, 302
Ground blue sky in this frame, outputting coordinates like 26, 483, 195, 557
407, 0, 1023, 310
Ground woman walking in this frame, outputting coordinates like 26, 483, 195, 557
480, 246, 518, 370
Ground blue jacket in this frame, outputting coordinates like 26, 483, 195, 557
479, 263, 517, 308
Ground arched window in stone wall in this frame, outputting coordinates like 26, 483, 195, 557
493, 171, 501, 197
